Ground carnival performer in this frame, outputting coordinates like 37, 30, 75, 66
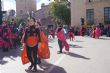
57, 26, 69, 54
0, 25, 3, 48
92, 26, 96, 38
21, 18, 50, 72
2, 21, 10, 52
95, 26, 101, 39
68, 28, 75, 41
22, 18, 41, 72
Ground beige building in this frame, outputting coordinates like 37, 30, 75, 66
36, 4, 55, 28
71, 0, 110, 27
36, 4, 50, 20
16, 0, 36, 19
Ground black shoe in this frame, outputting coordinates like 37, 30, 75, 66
2, 49, 8, 52
25, 65, 33, 71
31, 68, 37, 72
57, 51, 62, 54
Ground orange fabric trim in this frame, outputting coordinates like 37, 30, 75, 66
21, 46, 29, 64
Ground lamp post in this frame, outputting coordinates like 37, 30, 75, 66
0, 0, 2, 25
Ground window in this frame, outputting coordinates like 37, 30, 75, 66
89, 0, 92, 2
87, 0, 103, 3
20, 10, 23, 14
86, 9, 94, 24
104, 7, 110, 24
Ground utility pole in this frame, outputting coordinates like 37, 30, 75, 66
0, 0, 2, 25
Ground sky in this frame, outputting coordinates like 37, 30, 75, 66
2, 0, 53, 11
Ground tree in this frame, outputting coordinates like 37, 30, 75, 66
49, 0, 70, 25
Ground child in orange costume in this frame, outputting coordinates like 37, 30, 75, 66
21, 18, 50, 72
22, 18, 41, 72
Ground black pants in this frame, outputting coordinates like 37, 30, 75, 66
3, 46, 8, 52
3, 39, 9, 52
82, 32, 85, 36
58, 39, 62, 53
13, 38, 17, 47
26, 45, 38, 68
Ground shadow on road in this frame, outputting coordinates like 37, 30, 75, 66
26, 60, 67, 73
67, 52, 90, 60
75, 40, 84, 42
69, 44, 83, 48
99, 37, 110, 40
0, 47, 22, 65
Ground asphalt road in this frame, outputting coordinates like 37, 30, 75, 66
0, 36, 110, 73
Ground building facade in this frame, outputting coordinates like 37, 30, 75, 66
16, 0, 36, 19
36, 4, 55, 28
36, 4, 49, 20
71, 0, 110, 27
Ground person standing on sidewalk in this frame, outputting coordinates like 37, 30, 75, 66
23, 17, 41, 72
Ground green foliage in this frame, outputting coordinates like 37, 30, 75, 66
14, 17, 25, 26
49, 0, 70, 25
